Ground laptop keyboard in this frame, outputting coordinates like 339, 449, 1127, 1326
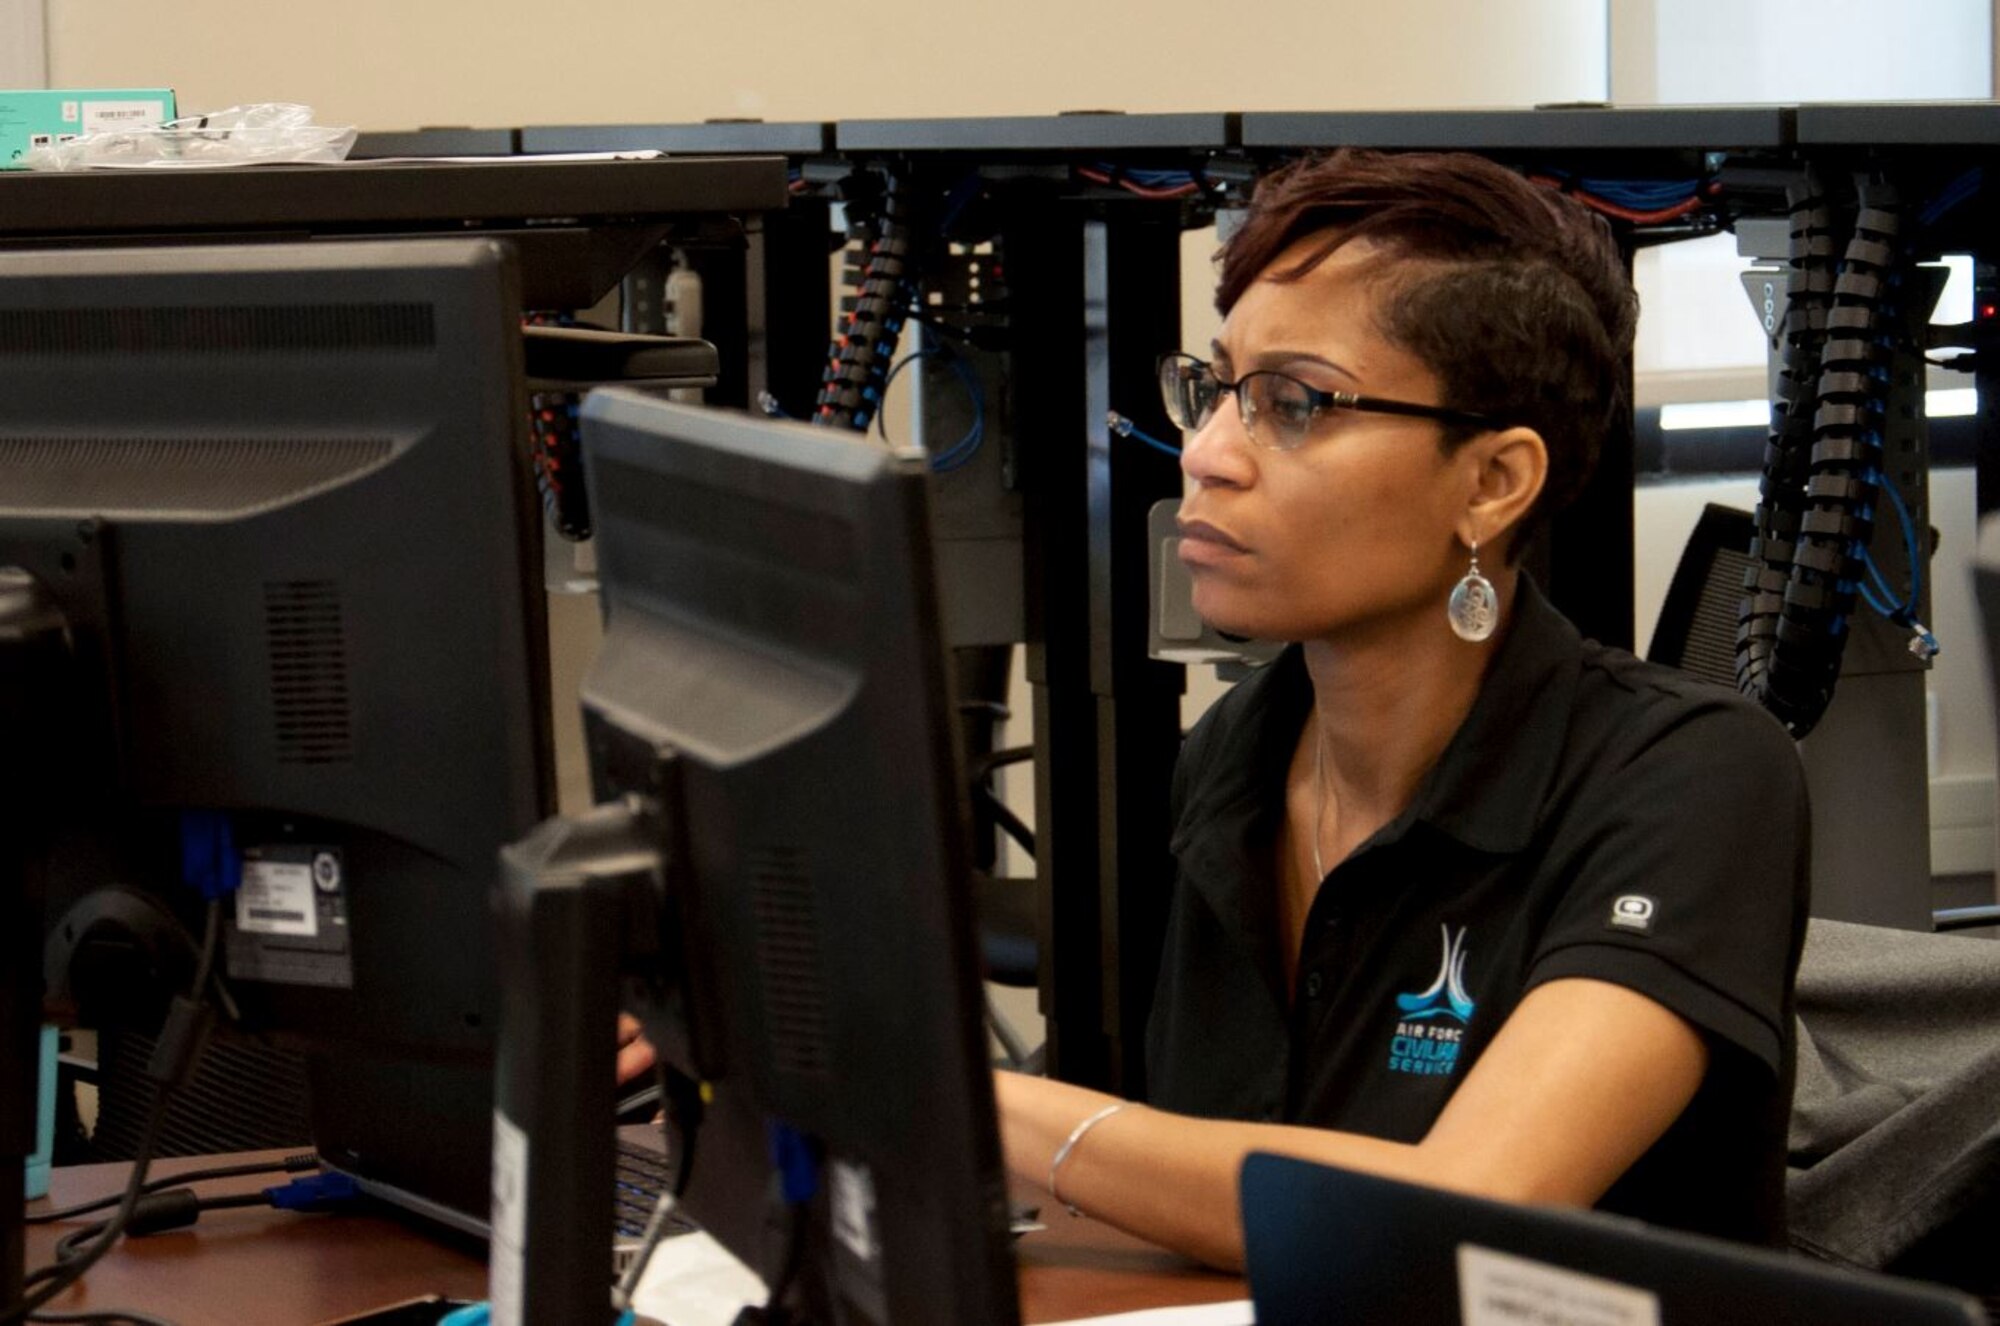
615, 1130, 701, 1241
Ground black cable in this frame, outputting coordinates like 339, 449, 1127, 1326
660, 1066, 703, 1202
5, 1091, 171, 1320
758, 1195, 813, 1325
2, 902, 220, 1326
50, 1192, 267, 1267
27, 1154, 317, 1225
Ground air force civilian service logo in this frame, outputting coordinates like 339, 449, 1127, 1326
1387, 924, 1475, 1077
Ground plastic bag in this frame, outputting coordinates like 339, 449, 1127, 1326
21, 103, 358, 171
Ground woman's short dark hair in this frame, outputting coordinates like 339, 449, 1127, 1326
1217, 149, 1639, 559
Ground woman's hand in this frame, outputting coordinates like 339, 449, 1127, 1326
617, 1012, 658, 1085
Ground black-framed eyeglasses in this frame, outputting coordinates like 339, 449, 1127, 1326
1157, 353, 1503, 453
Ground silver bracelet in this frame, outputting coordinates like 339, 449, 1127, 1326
1048, 1101, 1127, 1217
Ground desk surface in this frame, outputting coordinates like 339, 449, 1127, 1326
24, 1152, 1243, 1325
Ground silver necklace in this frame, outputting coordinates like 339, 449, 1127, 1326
1311, 715, 1329, 883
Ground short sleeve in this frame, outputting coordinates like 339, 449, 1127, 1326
1526, 697, 1809, 1077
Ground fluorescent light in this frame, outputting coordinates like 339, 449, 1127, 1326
1659, 388, 1980, 431
1929, 387, 1977, 418
1659, 399, 1768, 431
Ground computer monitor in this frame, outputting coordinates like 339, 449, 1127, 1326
0, 238, 553, 1234
495, 392, 1018, 1324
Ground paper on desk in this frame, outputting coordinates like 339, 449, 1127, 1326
1041, 1301, 1256, 1326
629, 1231, 1254, 1326
629, 1229, 768, 1326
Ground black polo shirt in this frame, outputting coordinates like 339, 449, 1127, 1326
1145, 576, 1810, 1245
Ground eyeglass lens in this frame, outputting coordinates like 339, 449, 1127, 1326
1159, 357, 1318, 449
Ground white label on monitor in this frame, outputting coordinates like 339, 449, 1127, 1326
80, 100, 167, 133
235, 861, 318, 937
830, 1158, 879, 1265
488, 1110, 530, 1326
1457, 1243, 1660, 1326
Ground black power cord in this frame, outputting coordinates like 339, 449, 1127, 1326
2, 902, 220, 1326
27, 1154, 317, 1227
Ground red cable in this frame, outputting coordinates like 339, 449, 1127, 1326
1076, 166, 1201, 201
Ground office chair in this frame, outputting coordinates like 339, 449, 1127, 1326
954, 645, 1044, 1070
1651, 502, 1999, 935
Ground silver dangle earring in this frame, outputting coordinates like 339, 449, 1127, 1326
1447, 539, 1498, 643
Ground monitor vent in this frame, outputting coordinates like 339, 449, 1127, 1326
748, 846, 831, 1080
264, 580, 355, 765
90, 1023, 311, 1161
1684, 547, 1755, 689
0, 303, 436, 356
0, 435, 395, 516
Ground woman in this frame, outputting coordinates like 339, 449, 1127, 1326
995, 149, 1809, 1270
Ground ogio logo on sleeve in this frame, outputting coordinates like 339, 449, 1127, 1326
1607, 895, 1657, 934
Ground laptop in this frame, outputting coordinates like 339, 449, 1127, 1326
1240, 1153, 1986, 1325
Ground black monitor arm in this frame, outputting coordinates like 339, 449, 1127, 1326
493, 788, 693, 1325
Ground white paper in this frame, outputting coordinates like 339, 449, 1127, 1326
1457, 1243, 1660, 1326
630, 1229, 770, 1326
1040, 1301, 1256, 1326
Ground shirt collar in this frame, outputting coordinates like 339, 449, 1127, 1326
1171, 573, 1582, 869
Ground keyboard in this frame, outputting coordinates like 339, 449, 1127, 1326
615, 1124, 701, 1241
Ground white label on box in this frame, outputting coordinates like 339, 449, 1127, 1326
235, 860, 318, 937
1458, 1243, 1661, 1326
489, 1111, 529, 1326
81, 100, 166, 133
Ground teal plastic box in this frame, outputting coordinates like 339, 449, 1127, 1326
0, 88, 177, 168
27, 1024, 55, 1200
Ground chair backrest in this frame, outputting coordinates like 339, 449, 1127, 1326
1646, 503, 1757, 688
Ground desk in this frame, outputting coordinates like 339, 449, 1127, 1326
24, 1153, 1243, 1324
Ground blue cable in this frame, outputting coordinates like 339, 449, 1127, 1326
878, 343, 985, 472
1919, 167, 1982, 227
1106, 411, 1182, 458
1537, 171, 1704, 211
1852, 471, 1939, 657
1085, 162, 1200, 190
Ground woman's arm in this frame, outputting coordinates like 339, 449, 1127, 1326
996, 976, 1707, 1271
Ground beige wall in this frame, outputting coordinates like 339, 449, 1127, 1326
1, 0, 47, 86
47, 0, 1607, 129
